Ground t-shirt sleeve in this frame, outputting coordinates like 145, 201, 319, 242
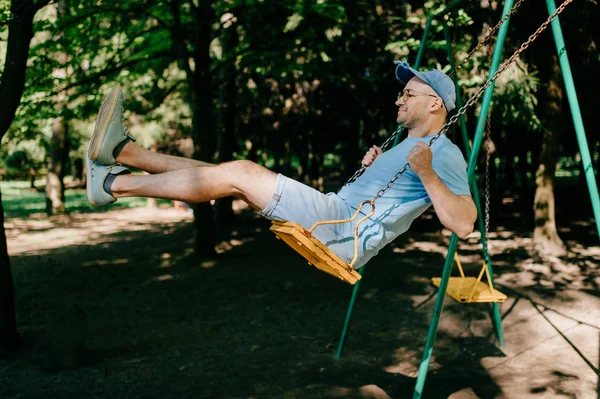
431, 143, 471, 196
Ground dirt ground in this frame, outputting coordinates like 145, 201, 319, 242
1, 198, 599, 399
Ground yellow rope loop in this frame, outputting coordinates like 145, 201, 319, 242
454, 253, 466, 279
307, 200, 376, 268
464, 262, 498, 303
350, 201, 376, 268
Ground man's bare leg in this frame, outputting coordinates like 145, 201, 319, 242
86, 87, 277, 209
116, 140, 214, 174
110, 159, 278, 211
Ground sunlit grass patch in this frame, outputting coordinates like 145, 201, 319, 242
1, 180, 171, 218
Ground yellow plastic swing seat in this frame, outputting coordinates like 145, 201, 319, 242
432, 254, 507, 303
270, 221, 362, 285
432, 277, 507, 303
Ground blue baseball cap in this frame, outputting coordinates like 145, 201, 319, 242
394, 61, 456, 112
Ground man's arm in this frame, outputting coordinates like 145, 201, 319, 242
408, 142, 477, 238
418, 171, 476, 238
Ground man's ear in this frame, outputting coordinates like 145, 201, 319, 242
431, 97, 444, 112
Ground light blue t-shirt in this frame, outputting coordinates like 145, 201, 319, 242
335, 133, 471, 268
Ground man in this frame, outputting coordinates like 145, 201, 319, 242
86, 62, 477, 269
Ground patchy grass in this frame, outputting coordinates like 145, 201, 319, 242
1, 180, 172, 218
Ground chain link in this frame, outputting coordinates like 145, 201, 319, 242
343, 126, 403, 186
450, 0, 525, 78
483, 41, 494, 260
343, 0, 573, 205
484, 101, 492, 256
344, 0, 526, 189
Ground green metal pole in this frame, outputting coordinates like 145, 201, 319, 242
412, 1, 515, 397
335, 266, 366, 359
414, 16, 434, 70
546, 0, 600, 239
415, 0, 465, 67
339, 2, 445, 356
412, 234, 460, 399
463, 0, 517, 349
442, 22, 470, 157
443, 20, 505, 348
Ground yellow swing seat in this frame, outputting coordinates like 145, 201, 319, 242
432, 254, 507, 303
271, 221, 361, 284
270, 200, 377, 285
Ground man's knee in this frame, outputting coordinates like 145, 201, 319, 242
222, 160, 277, 206
225, 159, 270, 177
227, 159, 257, 171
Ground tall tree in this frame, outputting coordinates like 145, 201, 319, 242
214, 10, 238, 223
44, 0, 70, 215
45, 108, 69, 215
169, 0, 217, 255
0, 0, 51, 355
532, 55, 566, 257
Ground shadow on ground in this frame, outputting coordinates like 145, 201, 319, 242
1, 200, 598, 398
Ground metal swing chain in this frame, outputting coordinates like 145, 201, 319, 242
343, 0, 527, 187
449, 0, 525, 79
360, 0, 574, 205
342, 126, 403, 187
484, 95, 493, 257
483, 40, 494, 260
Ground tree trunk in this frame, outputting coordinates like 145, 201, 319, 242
0, 2, 48, 133
190, 7, 217, 257
45, 117, 69, 215
533, 54, 566, 257
534, 152, 565, 257
0, 0, 51, 356
146, 148, 158, 209
70, 158, 83, 187
188, 5, 217, 256
29, 167, 37, 189
170, 0, 216, 257
214, 13, 238, 224
0, 194, 21, 355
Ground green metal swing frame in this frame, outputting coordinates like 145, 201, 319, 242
332, 1, 600, 398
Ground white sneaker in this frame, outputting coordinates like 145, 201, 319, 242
85, 156, 130, 207
87, 87, 136, 165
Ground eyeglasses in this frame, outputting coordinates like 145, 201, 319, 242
397, 89, 439, 103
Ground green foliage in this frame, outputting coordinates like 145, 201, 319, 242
4, 147, 43, 178
1, 0, 597, 192
492, 60, 541, 132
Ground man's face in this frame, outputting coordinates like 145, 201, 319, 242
395, 77, 440, 127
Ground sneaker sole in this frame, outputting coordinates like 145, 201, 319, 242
85, 155, 99, 207
88, 88, 120, 162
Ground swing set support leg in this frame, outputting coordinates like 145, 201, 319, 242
443, 20, 505, 348
413, 1, 515, 396
546, 0, 600, 240
335, 265, 366, 359
413, 234, 459, 399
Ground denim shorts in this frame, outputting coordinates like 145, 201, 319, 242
259, 174, 355, 264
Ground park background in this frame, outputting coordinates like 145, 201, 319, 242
0, 0, 599, 398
